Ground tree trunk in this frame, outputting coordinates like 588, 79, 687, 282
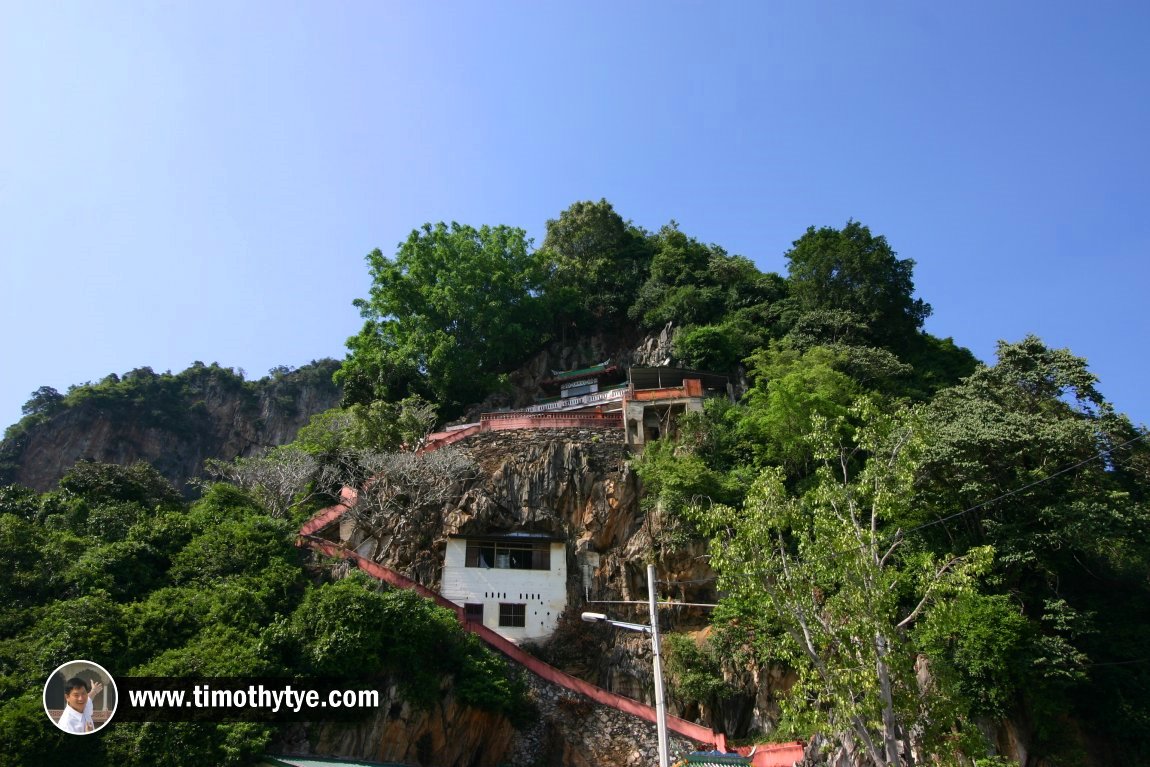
875, 633, 902, 766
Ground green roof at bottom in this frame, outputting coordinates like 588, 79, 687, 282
262, 757, 412, 767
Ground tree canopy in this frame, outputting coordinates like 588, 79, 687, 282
337, 222, 551, 418
692, 403, 995, 765
334, 206, 962, 432
643, 330, 1150, 764
0, 461, 531, 767
785, 221, 931, 354
541, 198, 653, 326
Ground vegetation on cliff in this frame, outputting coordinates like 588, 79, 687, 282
0, 360, 343, 491
0, 463, 531, 767
644, 335, 1150, 763
1, 199, 1147, 766
335, 201, 1148, 763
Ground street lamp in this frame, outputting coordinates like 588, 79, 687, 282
582, 563, 670, 767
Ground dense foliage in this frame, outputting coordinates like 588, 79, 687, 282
784, 221, 931, 354
336, 223, 552, 416
340, 204, 971, 422
0, 462, 531, 766
541, 198, 654, 327
334, 201, 1147, 761
641, 338, 1149, 764
0, 360, 343, 487
4, 200, 1146, 766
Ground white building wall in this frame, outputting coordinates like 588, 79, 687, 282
441, 539, 567, 643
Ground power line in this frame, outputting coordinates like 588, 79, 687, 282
903, 431, 1149, 537
657, 429, 1149, 584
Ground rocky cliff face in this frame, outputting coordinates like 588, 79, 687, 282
341, 426, 784, 751
460, 323, 681, 420
1, 360, 341, 493
280, 666, 699, 767
277, 681, 518, 767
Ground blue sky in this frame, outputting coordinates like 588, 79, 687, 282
2, 2, 1147, 432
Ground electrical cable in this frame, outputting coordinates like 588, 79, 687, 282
652, 430, 1149, 583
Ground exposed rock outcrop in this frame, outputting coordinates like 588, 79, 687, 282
305, 683, 517, 767
460, 323, 681, 421
1, 361, 341, 493
277, 662, 700, 767
506, 671, 699, 767
340, 426, 783, 750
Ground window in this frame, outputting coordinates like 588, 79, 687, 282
466, 541, 551, 570
499, 603, 526, 627
561, 381, 598, 398
465, 542, 495, 568
464, 603, 484, 622
560, 378, 598, 398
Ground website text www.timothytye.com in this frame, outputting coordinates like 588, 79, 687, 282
117, 678, 385, 722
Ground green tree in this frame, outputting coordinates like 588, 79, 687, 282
664, 632, 739, 729
61, 539, 167, 599
629, 223, 734, 329
338, 222, 551, 417
0, 513, 51, 611
15, 592, 125, 684
738, 346, 860, 474
21, 386, 63, 417
541, 199, 653, 326
683, 264, 790, 372
57, 461, 182, 510
785, 221, 931, 353
345, 394, 438, 453
915, 335, 1150, 757
895, 334, 979, 401
692, 403, 993, 766
0, 693, 99, 767
0, 485, 39, 522
628, 222, 788, 372
282, 573, 529, 716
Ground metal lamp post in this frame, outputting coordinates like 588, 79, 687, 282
582, 563, 670, 767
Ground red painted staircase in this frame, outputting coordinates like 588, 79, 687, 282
296, 490, 803, 766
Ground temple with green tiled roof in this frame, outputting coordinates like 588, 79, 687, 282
539, 359, 622, 395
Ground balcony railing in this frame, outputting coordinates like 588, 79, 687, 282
524, 387, 626, 413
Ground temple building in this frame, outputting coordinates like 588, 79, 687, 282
620, 367, 730, 448
423, 361, 732, 453
440, 531, 568, 643
525, 360, 628, 414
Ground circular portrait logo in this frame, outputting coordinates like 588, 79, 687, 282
43, 660, 117, 735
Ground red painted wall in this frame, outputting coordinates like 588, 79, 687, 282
480, 412, 622, 430
734, 741, 805, 767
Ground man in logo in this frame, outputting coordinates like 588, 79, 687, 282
56, 676, 103, 733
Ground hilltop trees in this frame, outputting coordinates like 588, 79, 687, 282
336, 206, 963, 428
541, 199, 653, 326
20, 386, 63, 418
784, 221, 931, 355
337, 223, 551, 418
631, 223, 789, 370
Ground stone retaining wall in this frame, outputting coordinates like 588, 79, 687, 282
506, 667, 699, 767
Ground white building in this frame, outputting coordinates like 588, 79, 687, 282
441, 531, 567, 643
